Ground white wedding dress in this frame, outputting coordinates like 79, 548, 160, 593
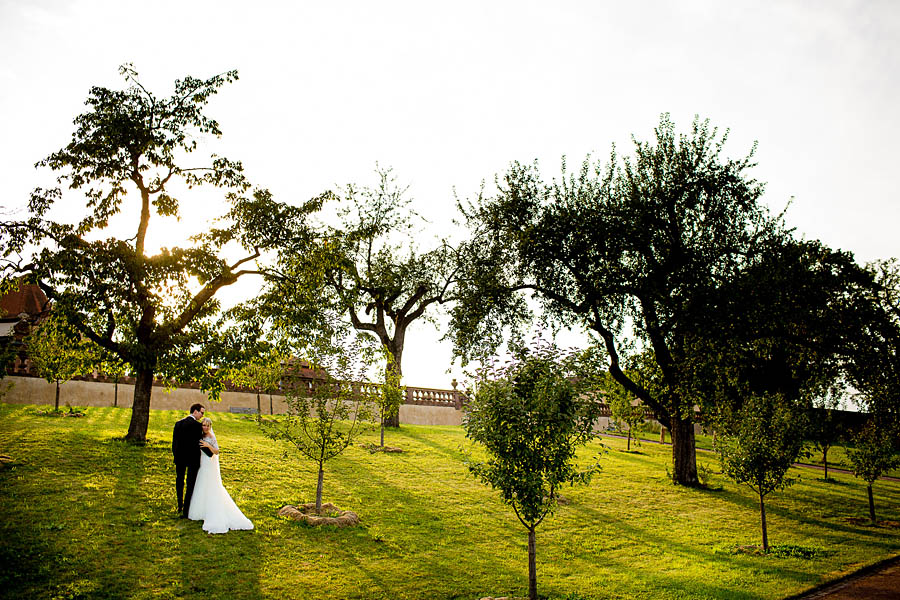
188, 435, 254, 534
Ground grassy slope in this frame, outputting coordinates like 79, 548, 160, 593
1, 403, 898, 600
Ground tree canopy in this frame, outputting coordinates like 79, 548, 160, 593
0, 65, 318, 441
717, 393, 808, 551
258, 168, 462, 426
464, 338, 602, 600
451, 115, 781, 485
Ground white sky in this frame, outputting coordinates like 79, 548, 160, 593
1, 0, 898, 388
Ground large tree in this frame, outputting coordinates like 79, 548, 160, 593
451, 115, 781, 485
845, 259, 900, 426
687, 239, 875, 416
0, 65, 316, 441
261, 168, 461, 426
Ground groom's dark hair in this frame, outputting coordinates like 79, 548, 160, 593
190, 403, 205, 414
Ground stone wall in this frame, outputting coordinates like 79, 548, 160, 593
0, 375, 465, 426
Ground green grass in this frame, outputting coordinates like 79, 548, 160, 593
621, 426, 900, 478
1, 404, 899, 600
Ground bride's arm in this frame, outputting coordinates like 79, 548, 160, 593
199, 439, 219, 455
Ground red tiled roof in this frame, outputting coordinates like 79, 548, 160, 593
0, 281, 49, 319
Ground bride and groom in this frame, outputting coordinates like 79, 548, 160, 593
172, 404, 253, 534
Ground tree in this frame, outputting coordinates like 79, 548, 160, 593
26, 313, 96, 411
374, 348, 404, 447
847, 419, 899, 523
0, 65, 318, 441
606, 373, 645, 451
717, 393, 807, 551
845, 259, 900, 428
260, 168, 461, 427
95, 348, 130, 407
229, 347, 285, 416
463, 339, 602, 600
452, 115, 780, 485
259, 335, 374, 514
807, 392, 846, 480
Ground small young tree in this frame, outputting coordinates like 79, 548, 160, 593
848, 420, 899, 523
807, 393, 846, 480
96, 349, 130, 407
464, 340, 602, 600
375, 349, 404, 447
260, 337, 374, 514
605, 373, 646, 451
26, 313, 96, 411
717, 393, 807, 551
230, 349, 285, 416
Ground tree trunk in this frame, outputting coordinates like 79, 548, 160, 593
527, 525, 537, 600
269, 393, 273, 415
823, 448, 829, 480
759, 490, 769, 551
660, 427, 666, 443
125, 368, 154, 442
626, 429, 632, 451
54, 380, 60, 411
868, 484, 876, 523
256, 390, 261, 416
380, 415, 385, 447
316, 463, 325, 514
113, 377, 118, 407
670, 416, 699, 486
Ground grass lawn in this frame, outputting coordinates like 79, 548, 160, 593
623, 426, 900, 479
1, 403, 899, 600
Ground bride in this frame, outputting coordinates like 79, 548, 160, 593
188, 417, 254, 534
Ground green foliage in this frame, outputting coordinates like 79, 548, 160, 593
686, 240, 880, 419
848, 419, 899, 521
259, 334, 375, 512
452, 114, 782, 485
258, 167, 461, 391
718, 393, 807, 498
375, 348, 404, 446
25, 314, 97, 410
229, 347, 286, 415
465, 339, 602, 526
847, 259, 900, 426
718, 393, 808, 549
604, 351, 659, 451
848, 421, 900, 486
0, 65, 319, 440
807, 393, 846, 479
464, 338, 603, 599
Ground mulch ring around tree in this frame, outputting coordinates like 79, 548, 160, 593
34, 408, 86, 417
359, 443, 403, 454
278, 503, 360, 527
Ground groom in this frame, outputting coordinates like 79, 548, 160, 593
172, 403, 211, 518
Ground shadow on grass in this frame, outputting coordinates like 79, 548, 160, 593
565, 500, 823, 587
395, 427, 470, 463
314, 452, 527, 598
696, 480, 900, 546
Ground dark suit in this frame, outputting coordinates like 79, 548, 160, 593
172, 415, 211, 517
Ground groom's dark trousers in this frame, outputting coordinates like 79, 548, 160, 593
173, 415, 204, 518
